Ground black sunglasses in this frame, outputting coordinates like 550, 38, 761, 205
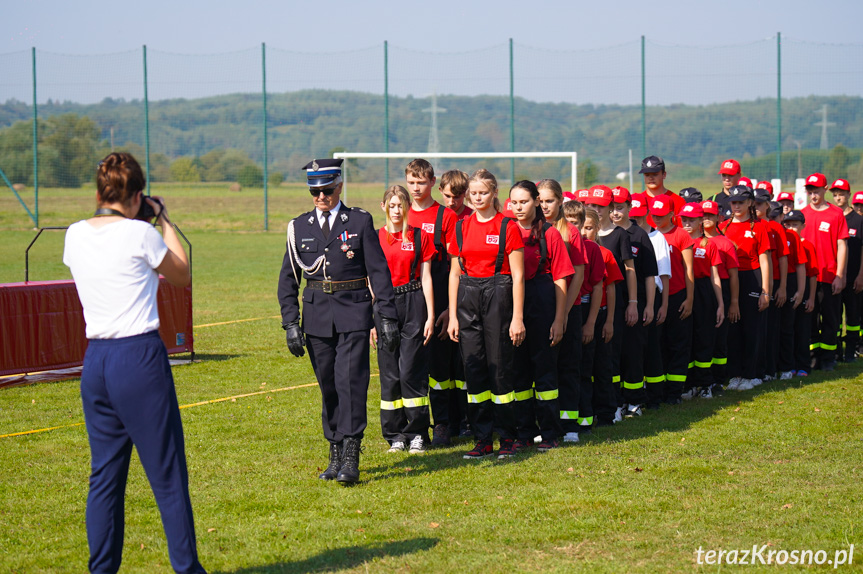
310, 186, 339, 197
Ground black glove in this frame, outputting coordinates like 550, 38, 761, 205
284, 321, 305, 357
379, 317, 400, 353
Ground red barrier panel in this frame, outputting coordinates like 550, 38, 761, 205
0, 279, 193, 377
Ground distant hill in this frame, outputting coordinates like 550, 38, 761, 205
2, 91, 862, 184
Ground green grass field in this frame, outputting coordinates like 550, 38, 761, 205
2, 185, 862, 573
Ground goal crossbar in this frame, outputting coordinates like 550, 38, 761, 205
332, 151, 578, 201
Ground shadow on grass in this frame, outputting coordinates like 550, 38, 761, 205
212, 537, 439, 573
577, 359, 863, 444
361, 439, 543, 482
175, 353, 246, 363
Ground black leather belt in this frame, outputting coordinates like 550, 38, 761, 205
393, 280, 422, 295
306, 278, 368, 294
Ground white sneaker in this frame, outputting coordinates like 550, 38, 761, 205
625, 404, 643, 417
408, 436, 426, 454
387, 441, 406, 453
727, 377, 742, 390
779, 370, 795, 380
736, 379, 754, 391
698, 386, 713, 399
749, 378, 763, 387
681, 388, 698, 401
613, 407, 624, 423
763, 373, 775, 382
533, 435, 543, 444
563, 432, 580, 443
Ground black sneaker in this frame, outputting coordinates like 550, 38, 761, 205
431, 423, 451, 447
497, 439, 517, 459
536, 438, 559, 451
463, 440, 493, 459
513, 438, 531, 451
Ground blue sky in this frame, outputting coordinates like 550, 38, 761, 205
3, 0, 862, 105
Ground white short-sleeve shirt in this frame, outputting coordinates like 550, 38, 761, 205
63, 219, 168, 339
648, 228, 672, 293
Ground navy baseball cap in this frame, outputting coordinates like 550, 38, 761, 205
728, 185, 753, 200
783, 210, 805, 223
753, 188, 772, 203
302, 158, 343, 188
679, 187, 703, 203
639, 156, 665, 174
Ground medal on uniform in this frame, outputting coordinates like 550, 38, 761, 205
341, 243, 349, 252
346, 251, 355, 259
339, 231, 349, 252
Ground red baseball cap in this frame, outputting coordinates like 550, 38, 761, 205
576, 189, 590, 202
738, 176, 753, 188
853, 192, 863, 205
805, 173, 827, 188
648, 195, 673, 217
502, 198, 514, 218
562, 191, 578, 202
777, 191, 795, 202
701, 200, 719, 215
755, 181, 774, 193
585, 185, 613, 207
630, 193, 647, 217
611, 186, 631, 203
830, 179, 851, 192
718, 159, 741, 175
679, 203, 704, 218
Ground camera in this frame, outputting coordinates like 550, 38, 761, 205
136, 196, 164, 223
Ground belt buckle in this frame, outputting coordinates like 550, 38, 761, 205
322, 280, 334, 294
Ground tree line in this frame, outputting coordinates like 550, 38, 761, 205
1, 92, 862, 187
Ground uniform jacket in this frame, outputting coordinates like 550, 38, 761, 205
278, 203, 397, 337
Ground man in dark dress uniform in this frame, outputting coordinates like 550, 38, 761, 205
278, 158, 399, 484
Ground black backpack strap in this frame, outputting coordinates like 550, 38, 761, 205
494, 217, 512, 275
410, 226, 422, 281
538, 222, 552, 275
433, 204, 445, 260
455, 219, 466, 274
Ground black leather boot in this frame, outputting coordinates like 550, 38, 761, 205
318, 441, 342, 480
336, 437, 361, 484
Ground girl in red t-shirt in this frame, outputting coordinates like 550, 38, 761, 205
538, 179, 588, 443
446, 169, 525, 460
719, 188, 772, 389
509, 181, 574, 451
680, 204, 724, 398
375, 185, 436, 453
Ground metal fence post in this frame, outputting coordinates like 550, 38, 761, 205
509, 38, 515, 183
384, 40, 389, 188
641, 36, 646, 160
143, 45, 151, 196
262, 42, 269, 231
776, 32, 782, 181
32, 47, 39, 227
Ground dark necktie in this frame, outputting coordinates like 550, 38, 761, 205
321, 211, 330, 237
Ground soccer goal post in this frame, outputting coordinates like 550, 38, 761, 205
331, 151, 578, 202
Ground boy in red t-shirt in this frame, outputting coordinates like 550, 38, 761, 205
563, 201, 607, 434
639, 155, 685, 228
800, 173, 849, 371
648, 194, 694, 404
783, 210, 818, 375
405, 159, 462, 445
439, 169, 473, 222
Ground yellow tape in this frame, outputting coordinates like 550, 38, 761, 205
2, 381, 319, 439
194, 315, 281, 329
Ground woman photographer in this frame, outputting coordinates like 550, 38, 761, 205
63, 152, 205, 573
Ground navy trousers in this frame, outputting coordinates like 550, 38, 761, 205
81, 330, 204, 574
